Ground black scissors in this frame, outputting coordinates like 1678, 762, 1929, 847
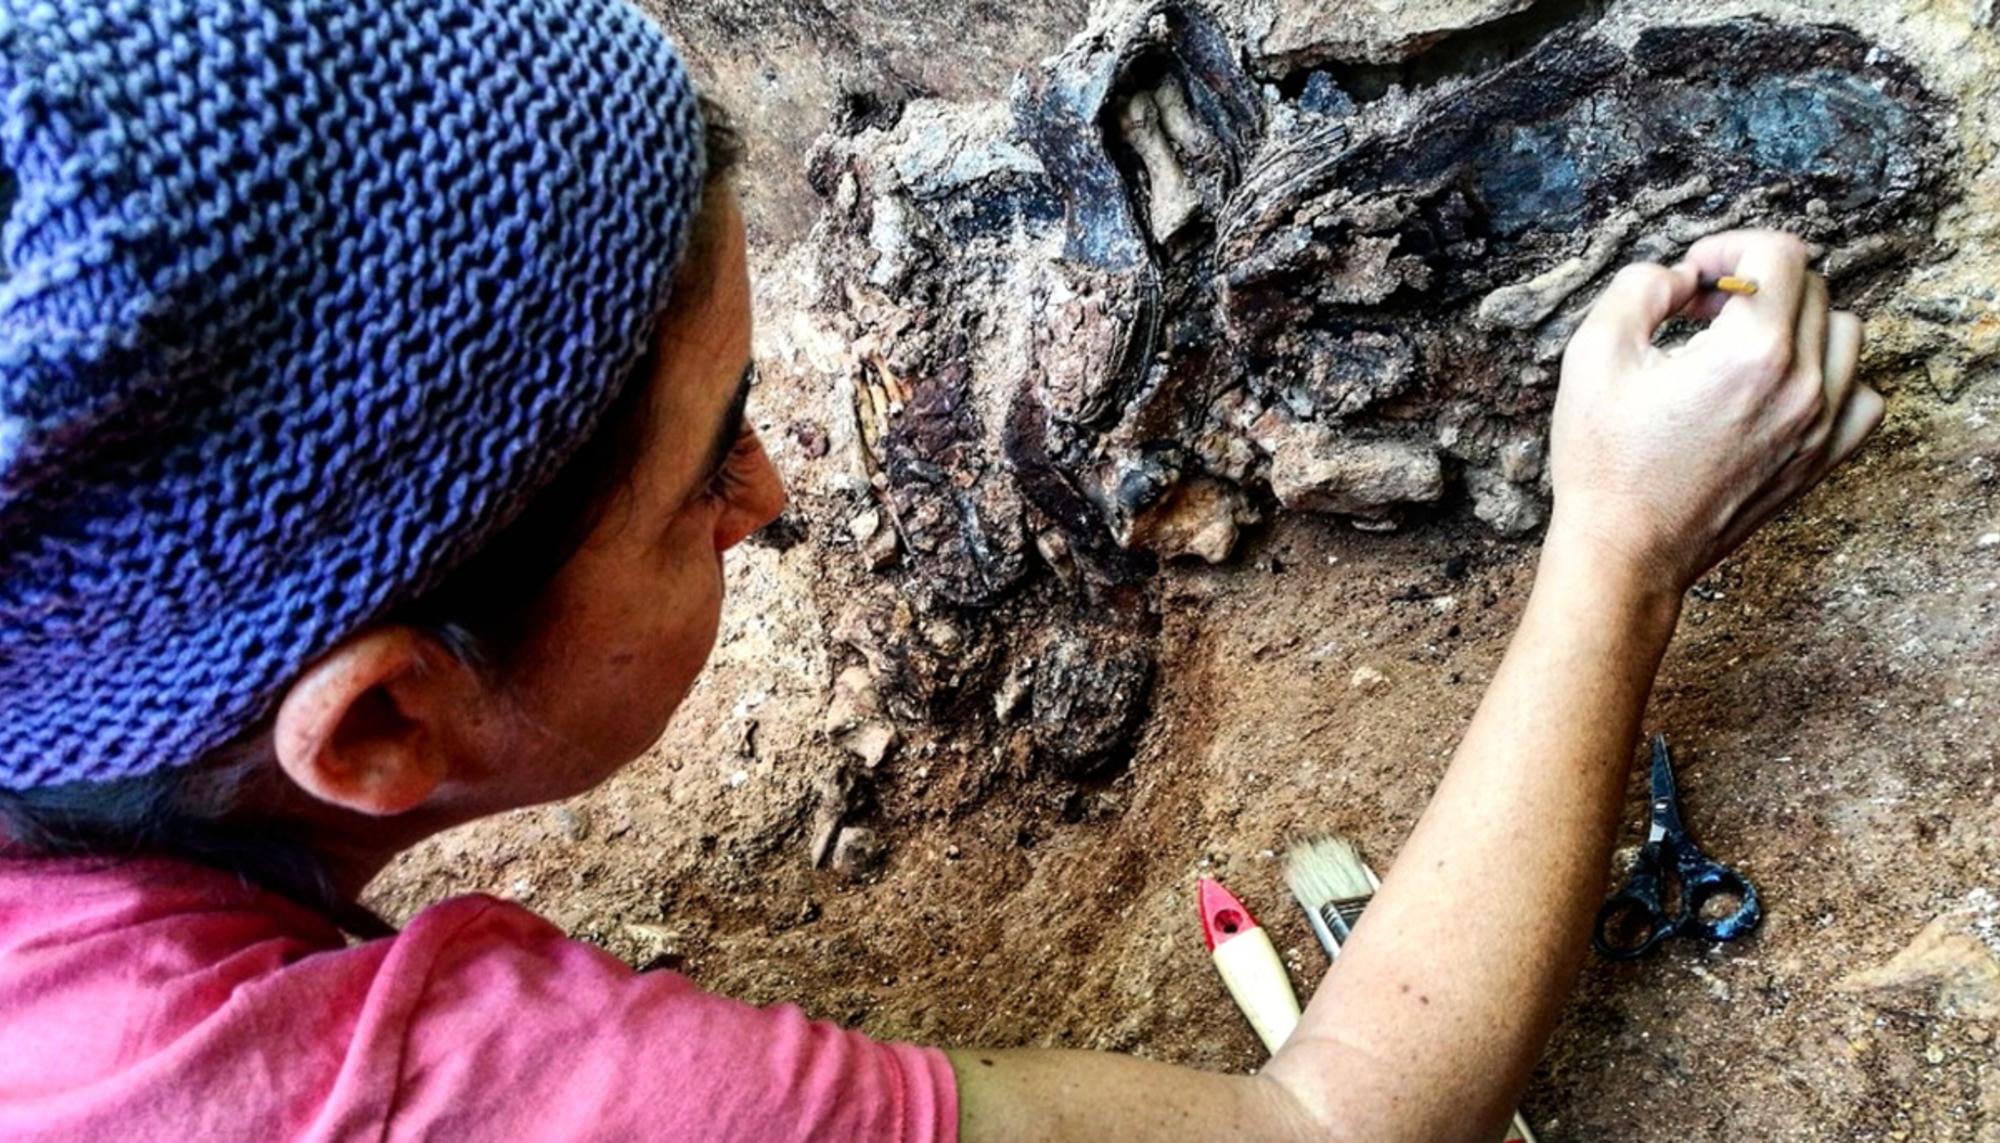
1592, 734, 1761, 960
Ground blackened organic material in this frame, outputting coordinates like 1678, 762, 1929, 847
804, 3, 1952, 780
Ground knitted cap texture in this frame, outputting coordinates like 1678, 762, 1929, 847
0, 0, 707, 789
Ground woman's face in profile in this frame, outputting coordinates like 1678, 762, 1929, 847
481, 191, 786, 807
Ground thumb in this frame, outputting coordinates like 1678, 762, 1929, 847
1571, 262, 1702, 362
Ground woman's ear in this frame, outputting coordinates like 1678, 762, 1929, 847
272, 627, 480, 816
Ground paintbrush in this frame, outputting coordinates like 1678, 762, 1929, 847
1199, 876, 1301, 1055
1285, 835, 1541, 1143
1284, 834, 1379, 958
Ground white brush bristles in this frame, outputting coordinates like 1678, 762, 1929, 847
1284, 834, 1376, 909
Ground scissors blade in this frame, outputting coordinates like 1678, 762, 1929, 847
1646, 733, 1687, 842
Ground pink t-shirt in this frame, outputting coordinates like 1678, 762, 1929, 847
0, 855, 958, 1142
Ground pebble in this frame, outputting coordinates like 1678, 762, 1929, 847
550, 805, 590, 843
836, 720, 899, 769
1350, 665, 1391, 692
1979, 532, 2000, 548
992, 665, 1033, 721
831, 826, 888, 880
863, 522, 900, 569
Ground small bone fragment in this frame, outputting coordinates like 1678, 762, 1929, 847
822, 664, 882, 734
836, 720, 899, 769
1477, 219, 1640, 330
1259, 419, 1443, 518
1466, 468, 1547, 538
830, 826, 889, 880
1838, 902, 2000, 1020
1476, 175, 1714, 331
1117, 87, 1203, 242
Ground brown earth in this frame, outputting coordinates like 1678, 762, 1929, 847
367, 1, 2000, 1139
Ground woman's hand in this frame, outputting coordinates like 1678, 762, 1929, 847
1548, 229, 1883, 597
952, 229, 1886, 1143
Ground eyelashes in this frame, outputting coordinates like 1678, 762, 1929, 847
699, 430, 758, 505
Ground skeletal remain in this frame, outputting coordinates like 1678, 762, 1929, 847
792, 0, 1952, 778
1245, 0, 1541, 67
1475, 176, 1711, 331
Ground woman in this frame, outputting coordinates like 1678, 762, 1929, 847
0, 1, 1883, 1140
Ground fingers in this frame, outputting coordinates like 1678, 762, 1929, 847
1712, 331, 1882, 558
1677, 290, 1731, 324
1817, 310, 1876, 467
1822, 311, 1863, 417
1790, 275, 1830, 386
1681, 230, 1811, 337
1824, 384, 1885, 467
1571, 261, 1702, 360
1715, 381, 1883, 555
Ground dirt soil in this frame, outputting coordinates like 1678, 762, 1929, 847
368, 1, 2000, 1139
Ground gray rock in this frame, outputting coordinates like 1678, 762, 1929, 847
1467, 467, 1547, 538
830, 826, 890, 881
1260, 421, 1444, 518
1243, 0, 1539, 67
550, 805, 590, 844
1030, 624, 1155, 778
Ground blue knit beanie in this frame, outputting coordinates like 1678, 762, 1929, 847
0, 0, 707, 790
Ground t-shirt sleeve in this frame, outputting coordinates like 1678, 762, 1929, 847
364, 896, 958, 1143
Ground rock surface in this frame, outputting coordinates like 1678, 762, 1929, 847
1242, 0, 1540, 66
776, 0, 1952, 779
1840, 891, 2000, 1020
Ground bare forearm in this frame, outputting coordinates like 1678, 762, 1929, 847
953, 232, 1877, 1143
1266, 541, 1681, 1142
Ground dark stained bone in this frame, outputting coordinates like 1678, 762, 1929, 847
1028, 613, 1157, 779
1221, 20, 1944, 424
1014, 3, 1260, 272
1005, 2, 1264, 591
803, 3, 1952, 777
1246, 0, 1541, 68
872, 346, 1033, 607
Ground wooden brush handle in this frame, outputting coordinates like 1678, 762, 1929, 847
1210, 928, 1301, 1054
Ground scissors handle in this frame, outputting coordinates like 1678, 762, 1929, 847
1591, 843, 1673, 960
1678, 858, 1762, 943
1593, 848, 1763, 959
1592, 886, 1672, 960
